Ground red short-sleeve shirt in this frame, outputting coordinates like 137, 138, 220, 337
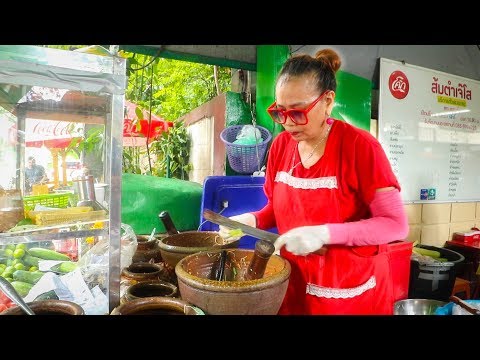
253, 120, 400, 234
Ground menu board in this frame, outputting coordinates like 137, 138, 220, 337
378, 58, 480, 203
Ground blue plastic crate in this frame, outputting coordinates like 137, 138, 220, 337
199, 175, 278, 249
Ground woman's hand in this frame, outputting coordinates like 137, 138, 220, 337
275, 225, 330, 256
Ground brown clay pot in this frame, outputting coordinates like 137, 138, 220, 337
111, 297, 204, 315
132, 235, 163, 263
1, 300, 84, 315
175, 249, 291, 315
158, 231, 239, 269
121, 280, 178, 304
121, 262, 170, 284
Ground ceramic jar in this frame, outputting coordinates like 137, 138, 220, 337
121, 262, 171, 284
1, 300, 85, 315
132, 235, 163, 263
121, 280, 178, 304
111, 297, 204, 315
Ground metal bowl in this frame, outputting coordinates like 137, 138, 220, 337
394, 299, 446, 315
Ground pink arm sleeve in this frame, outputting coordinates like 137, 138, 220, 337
327, 189, 409, 246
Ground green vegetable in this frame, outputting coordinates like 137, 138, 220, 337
228, 229, 244, 238
27, 248, 70, 261
16, 218, 33, 226
10, 281, 33, 297
13, 270, 44, 284
51, 261, 77, 273
34, 290, 59, 301
7, 224, 40, 232
413, 247, 441, 258
436, 258, 449, 262
23, 255, 42, 267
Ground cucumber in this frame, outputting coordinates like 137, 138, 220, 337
413, 247, 441, 258
34, 290, 59, 301
27, 248, 70, 261
51, 261, 77, 273
13, 270, 44, 284
23, 254, 43, 267
11, 281, 33, 297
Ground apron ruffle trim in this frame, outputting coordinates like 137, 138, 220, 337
275, 171, 338, 189
306, 275, 376, 299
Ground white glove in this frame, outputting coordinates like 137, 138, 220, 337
274, 225, 330, 256
218, 213, 256, 241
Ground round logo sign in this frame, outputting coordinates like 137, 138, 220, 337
388, 70, 409, 99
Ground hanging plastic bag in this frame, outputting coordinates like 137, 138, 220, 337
76, 223, 138, 292
233, 125, 262, 145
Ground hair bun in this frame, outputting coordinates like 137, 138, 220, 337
315, 49, 341, 73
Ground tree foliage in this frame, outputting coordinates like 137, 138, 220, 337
122, 52, 231, 180
42, 46, 232, 180
125, 53, 231, 121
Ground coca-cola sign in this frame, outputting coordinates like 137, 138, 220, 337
388, 70, 409, 99
32, 120, 72, 136
25, 119, 84, 143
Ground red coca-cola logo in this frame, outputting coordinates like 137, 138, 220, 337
388, 70, 409, 99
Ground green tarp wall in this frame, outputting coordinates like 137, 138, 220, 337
121, 173, 203, 235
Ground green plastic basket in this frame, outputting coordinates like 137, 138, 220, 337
23, 193, 71, 213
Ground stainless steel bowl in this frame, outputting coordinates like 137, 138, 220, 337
394, 299, 446, 315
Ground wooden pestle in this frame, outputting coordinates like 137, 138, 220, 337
158, 211, 181, 235
244, 240, 275, 281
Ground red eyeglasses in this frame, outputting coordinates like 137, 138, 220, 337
267, 90, 328, 125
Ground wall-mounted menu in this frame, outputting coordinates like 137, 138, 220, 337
378, 58, 480, 203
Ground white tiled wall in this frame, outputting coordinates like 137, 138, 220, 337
420, 223, 450, 247
422, 203, 451, 224
451, 202, 476, 222
404, 201, 480, 247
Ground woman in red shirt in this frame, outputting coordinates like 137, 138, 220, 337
221, 49, 410, 315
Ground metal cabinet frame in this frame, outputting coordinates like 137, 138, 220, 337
0, 45, 126, 312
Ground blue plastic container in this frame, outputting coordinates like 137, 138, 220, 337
198, 175, 278, 249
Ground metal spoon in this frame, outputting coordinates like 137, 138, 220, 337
0, 277, 35, 315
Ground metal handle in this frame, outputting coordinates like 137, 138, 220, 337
158, 211, 180, 235
0, 277, 35, 315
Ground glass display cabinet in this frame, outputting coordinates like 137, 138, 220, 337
0, 45, 126, 313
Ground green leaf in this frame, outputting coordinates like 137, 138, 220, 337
135, 107, 144, 120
